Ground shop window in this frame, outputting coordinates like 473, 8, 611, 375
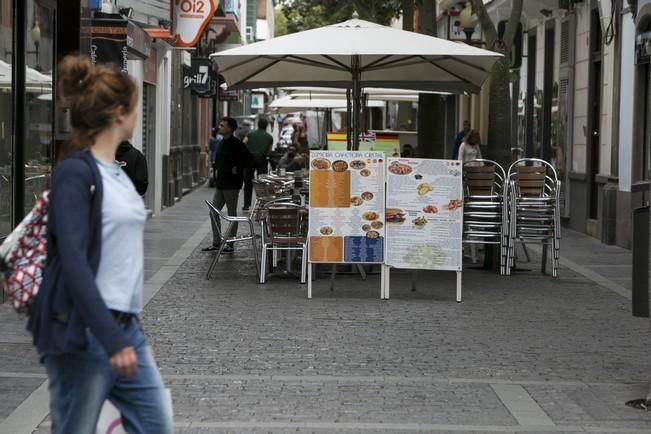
0, 0, 11, 237
23, 0, 54, 214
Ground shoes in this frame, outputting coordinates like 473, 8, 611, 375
222, 245, 234, 253
201, 245, 220, 252
242, 206, 250, 211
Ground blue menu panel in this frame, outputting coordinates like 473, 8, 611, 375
344, 236, 384, 263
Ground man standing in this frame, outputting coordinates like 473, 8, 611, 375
242, 117, 273, 211
208, 127, 223, 187
203, 117, 253, 253
451, 120, 471, 160
116, 140, 148, 196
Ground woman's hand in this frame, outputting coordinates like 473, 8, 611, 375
109, 346, 138, 378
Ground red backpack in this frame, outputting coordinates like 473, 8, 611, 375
0, 191, 49, 314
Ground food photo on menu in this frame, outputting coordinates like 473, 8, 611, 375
384, 158, 464, 271
308, 151, 386, 264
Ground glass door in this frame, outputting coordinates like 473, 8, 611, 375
23, 0, 54, 215
0, 0, 13, 238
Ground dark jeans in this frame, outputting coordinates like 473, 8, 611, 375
210, 188, 240, 246
243, 159, 269, 208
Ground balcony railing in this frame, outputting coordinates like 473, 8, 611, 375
222, 0, 240, 22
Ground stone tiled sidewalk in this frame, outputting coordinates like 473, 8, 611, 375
1, 186, 651, 433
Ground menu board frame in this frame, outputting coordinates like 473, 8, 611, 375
383, 157, 464, 302
307, 150, 387, 299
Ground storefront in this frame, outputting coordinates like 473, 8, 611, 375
1, 0, 62, 240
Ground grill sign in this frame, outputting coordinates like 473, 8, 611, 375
183, 59, 212, 93
174, 0, 216, 47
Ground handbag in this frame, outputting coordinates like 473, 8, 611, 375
0, 191, 49, 314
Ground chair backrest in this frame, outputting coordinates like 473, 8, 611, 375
253, 179, 278, 198
463, 159, 505, 197
266, 205, 306, 239
507, 158, 558, 198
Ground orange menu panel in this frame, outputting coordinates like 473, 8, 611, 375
310, 171, 351, 208
309, 236, 344, 262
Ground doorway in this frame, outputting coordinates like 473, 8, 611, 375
142, 83, 156, 210
587, 6, 603, 219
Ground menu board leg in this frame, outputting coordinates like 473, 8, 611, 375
382, 265, 391, 300
456, 271, 462, 303
380, 265, 386, 299
307, 265, 313, 299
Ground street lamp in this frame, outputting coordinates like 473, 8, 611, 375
29, 21, 41, 63
458, 2, 477, 44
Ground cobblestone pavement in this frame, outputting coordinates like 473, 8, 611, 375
2, 186, 651, 433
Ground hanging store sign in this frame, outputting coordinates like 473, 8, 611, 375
81, 18, 128, 73
183, 58, 212, 93
174, 0, 217, 47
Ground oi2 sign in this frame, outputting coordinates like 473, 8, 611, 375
174, 0, 216, 47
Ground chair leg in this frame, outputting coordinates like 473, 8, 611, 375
470, 244, 477, 264
260, 245, 267, 284
252, 235, 260, 280
300, 245, 307, 283
272, 249, 278, 267
520, 237, 531, 262
206, 244, 225, 280
541, 242, 548, 274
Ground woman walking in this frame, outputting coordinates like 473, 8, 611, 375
27, 55, 172, 434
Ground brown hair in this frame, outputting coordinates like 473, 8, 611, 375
463, 129, 481, 146
57, 55, 137, 161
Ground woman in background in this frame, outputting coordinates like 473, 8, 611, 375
458, 129, 483, 166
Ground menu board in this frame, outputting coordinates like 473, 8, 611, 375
309, 151, 385, 263
385, 158, 463, 271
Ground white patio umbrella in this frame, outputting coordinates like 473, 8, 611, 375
210, 12, 500, 148
270, 95, 385, 113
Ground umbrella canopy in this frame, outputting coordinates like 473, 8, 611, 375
210, 16, 500, 94
270, 95, 385, 113
211, 14, 500, 148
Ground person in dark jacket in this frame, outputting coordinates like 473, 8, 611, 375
203, 116, 253, 252
116, 140, 148, 196
27, 55, 172, 434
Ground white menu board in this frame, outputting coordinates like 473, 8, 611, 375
308, 151, 386, 263
385, 158, 463, 271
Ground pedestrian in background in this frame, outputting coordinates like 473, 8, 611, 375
116, 140, 148, 196
203, 117, 253, 253
27, 55, 172, 434
208, 127, 223, 188
242, 117, 273, 211
451, 119, 471, 160
458, 129, 483, 166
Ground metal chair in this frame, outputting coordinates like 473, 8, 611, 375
204, 200, 260, 280
260, 203, 308, 284
462, 159, 508, 274
504, 158, 561, 277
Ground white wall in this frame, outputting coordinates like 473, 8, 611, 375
619, 11, 636, 192
127, 60, 145, 151
154, 47, 172, 214
572, 4, 590, 173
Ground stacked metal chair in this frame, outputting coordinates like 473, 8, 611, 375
504, 158, 561, 277
462, 159, 508, 274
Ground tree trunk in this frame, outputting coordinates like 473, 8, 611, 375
416, 0, 445, 158
397, 0, 414, 131
486, 57, 513, 170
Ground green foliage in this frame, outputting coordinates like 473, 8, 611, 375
278, 0, 402, 34
275, 7, 289, 36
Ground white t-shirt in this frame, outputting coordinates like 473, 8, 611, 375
458, 142, 482, 166
94, 159, 147, 313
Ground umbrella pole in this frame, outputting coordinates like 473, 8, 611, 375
346, 89, 352, 150
352, 55, 361, 150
